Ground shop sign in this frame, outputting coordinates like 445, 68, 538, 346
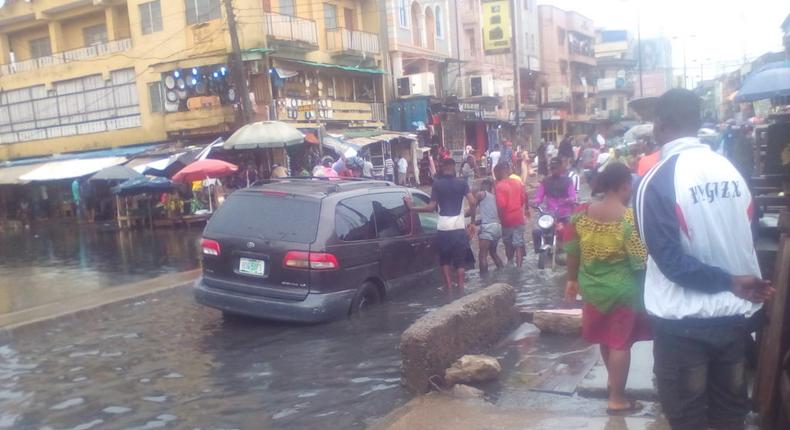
482, 0, 511, 55
460, 103, 481, 113
546, 86, 570, 103
297, 104, 316, 113
481, 105, 498, 120
541, 109, 566, 120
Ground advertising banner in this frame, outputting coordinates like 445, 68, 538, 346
482, 0, 511, 55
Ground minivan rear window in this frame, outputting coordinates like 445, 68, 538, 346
205, 193, 319, 243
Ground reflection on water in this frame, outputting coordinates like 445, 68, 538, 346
0, 225, 202, 314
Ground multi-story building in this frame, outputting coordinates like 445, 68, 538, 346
633, 37, 672, 98
538, 5, 596, 143
0, 0, 386, 161
594, 29, 636, 122
263, 0, 385, 130
384, 0, 453, 137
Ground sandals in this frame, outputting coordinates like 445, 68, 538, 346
606, 399, 644, 416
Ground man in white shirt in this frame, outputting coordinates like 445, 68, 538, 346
362, 156, 373, 178
635, 89, 775, 430
397, 155, 408, 186
488, 144, 501, 177
596, 131, 606, 149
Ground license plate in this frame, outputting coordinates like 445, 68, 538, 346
239, 257, 265, 276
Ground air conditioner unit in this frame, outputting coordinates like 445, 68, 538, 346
397, 72, 436, 97
467, 75, 495, 97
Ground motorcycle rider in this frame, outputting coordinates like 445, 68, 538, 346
532, 157, 577, 255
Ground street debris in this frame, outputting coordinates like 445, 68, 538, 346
444, 355, 502, 385
532, 309, 582, 335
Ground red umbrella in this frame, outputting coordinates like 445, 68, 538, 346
172, 159, 239, 183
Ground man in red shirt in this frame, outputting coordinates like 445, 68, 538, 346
494, 162, 528, 267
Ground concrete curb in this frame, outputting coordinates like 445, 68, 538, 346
400, 283, 518, 394
0, 269, 201, 341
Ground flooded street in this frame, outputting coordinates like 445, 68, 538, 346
0, 225, 202, 314
0, 233, 575, 429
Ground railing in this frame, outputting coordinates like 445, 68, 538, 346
0, 39, 132, 76
265, 12, 318, 46
326, 28, 380, 55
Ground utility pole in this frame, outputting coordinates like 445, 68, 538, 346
636, 4, 643, 97
510, 0, 521, 141
225, 0, 253, 124
377, 0, 391, 123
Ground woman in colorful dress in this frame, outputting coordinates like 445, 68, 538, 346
564, 162, 651, 415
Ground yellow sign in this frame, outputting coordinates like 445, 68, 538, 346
482, 0, 511, 55
297, 104, 316, 113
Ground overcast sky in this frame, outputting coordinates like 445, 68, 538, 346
537, 0, 788, 85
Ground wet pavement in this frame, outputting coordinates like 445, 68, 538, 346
0, 224, 202, 314
0, 252, 575, 430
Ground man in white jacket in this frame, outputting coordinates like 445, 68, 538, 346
635, 89, 775, 430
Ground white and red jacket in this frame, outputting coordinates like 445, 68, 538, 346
635, 137, 762, 320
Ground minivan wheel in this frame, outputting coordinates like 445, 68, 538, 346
350, 281, 382, 315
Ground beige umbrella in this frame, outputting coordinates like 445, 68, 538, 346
223, 121, 306, 150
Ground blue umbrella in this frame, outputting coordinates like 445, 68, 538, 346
734, 61, 790, 102
113, 176, 175, 196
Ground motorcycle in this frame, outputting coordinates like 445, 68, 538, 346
534, 206, 572, 270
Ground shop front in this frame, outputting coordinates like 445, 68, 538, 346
269, 59, 385, 128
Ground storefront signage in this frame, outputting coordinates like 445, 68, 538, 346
297, 104, 316, 113
482, 0, 511, 55
545, 86, 570, 103
541, 109, 567, 121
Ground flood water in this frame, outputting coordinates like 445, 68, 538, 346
0, 215, 607, 429
0, 229, 575, 430
0, 224, 202, 314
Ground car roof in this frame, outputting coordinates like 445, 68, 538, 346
239, 177, 405, 199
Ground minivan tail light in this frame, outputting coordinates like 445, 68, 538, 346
283, 251, 340, 270
201, 238, 221, 256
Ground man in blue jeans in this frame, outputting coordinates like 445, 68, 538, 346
635, 89, 775, 430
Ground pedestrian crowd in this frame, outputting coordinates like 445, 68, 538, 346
405, 88, 775, 430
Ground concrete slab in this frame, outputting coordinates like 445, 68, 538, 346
577, 341, 657, 401
0, 269, 200, 337
371, 393, 670, 430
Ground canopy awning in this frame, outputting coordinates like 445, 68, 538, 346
20, 157, 127, 182
345, 132, 416, 148
0, 162, 48, 185
293, 60, 385, 75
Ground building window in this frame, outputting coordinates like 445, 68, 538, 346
185, 0, 221, 25
600, 98, 607, 110
279, 0, 295, 16
435, 6, 443, 38
148, 82, 164, 113
324, 3, 338, 29
560, 60, 568, 75
139, 1, 163, 35
466, 29, 476, 57
29, 38, 52, 59
398, 0, 408, 28
83, 24, 108, 46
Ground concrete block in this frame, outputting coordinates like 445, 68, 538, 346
400, 283, 518, 394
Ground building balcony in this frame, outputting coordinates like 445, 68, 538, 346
596, 77, 634, 94
568, 52, 595, 66
326, 28, 380, 58
571, 82, 596, 95
272, 98, 384, 124
164, 105, 237, 137
0, 38, 132, 76
264, 12, 318, 51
